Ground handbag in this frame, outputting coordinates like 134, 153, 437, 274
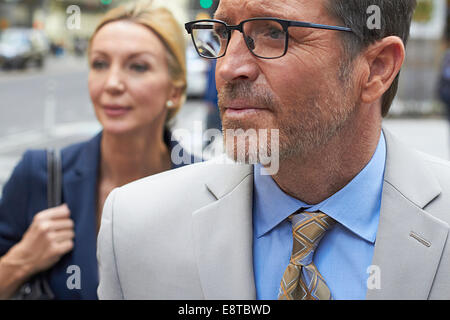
10, 148, 61, 300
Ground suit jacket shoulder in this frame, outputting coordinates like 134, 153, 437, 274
116, 154, 252, 207
97, 155, 255, 299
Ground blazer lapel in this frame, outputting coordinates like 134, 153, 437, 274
192, 159, 256, 299
63, 133, 102, 232
367, 128, 449, 299
61, 133, 102, 299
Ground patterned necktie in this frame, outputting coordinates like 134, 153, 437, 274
278, 210, 336, 300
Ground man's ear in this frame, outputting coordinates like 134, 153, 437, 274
360, 36, 405, 104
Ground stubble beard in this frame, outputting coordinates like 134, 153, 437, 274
218, 63, 357, 164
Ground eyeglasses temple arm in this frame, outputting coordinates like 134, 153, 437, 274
289, 21, 352, 32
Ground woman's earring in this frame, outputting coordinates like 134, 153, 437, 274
166, 100, 174, 109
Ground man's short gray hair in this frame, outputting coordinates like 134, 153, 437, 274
325, 0, 417, 117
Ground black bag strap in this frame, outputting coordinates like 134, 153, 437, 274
11, 149, 60, 300
47, 148, 62, 208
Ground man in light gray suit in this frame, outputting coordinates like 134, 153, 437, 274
97, 0, 450, 299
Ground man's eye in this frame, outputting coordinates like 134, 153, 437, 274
92, 60, 108, 70
266, 28, 284, 39
130, 63, 149, 72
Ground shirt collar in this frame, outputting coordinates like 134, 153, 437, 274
253, 131, 386, 243
253, 164, 307, 239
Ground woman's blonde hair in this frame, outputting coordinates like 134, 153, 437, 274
89, 0, 187, 123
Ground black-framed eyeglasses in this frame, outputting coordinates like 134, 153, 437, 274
185, 17, 353, 60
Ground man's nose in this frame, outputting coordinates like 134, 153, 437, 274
216, 31, 259, 83
105, 66, 125, 94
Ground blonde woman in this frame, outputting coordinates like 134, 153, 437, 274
0, 1, 191, 299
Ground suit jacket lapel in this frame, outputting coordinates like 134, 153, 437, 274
367, 128, 449, 299
191, 130, 450, 300
192, 158, 256, 299
61, 133, 102, 298
63, 133, 102, 230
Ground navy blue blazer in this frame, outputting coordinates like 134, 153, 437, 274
0, 130, 195, 299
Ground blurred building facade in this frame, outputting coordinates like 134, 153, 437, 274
393, 0, 449, 116
0, 0, 45, 29
0, 0, 193, 52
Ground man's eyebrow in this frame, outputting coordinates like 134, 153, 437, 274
213, 12, 232, 23
213, 9, 287, 24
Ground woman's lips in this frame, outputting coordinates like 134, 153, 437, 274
103, 105, 131, 117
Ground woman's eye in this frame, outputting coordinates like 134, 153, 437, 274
92, 60, 108, 70
129, 63, 149, 73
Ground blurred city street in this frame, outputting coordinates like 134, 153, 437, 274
1, 53, 450, 192
0, 54, 210, 191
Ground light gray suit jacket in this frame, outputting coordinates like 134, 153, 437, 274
97, 128, 450, 300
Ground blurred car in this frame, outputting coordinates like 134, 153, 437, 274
186, 45, 209, 98
0, 28, 49, 70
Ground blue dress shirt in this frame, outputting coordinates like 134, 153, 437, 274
252, 132, 386, 300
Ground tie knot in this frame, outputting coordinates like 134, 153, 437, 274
289, 210, 336, 266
